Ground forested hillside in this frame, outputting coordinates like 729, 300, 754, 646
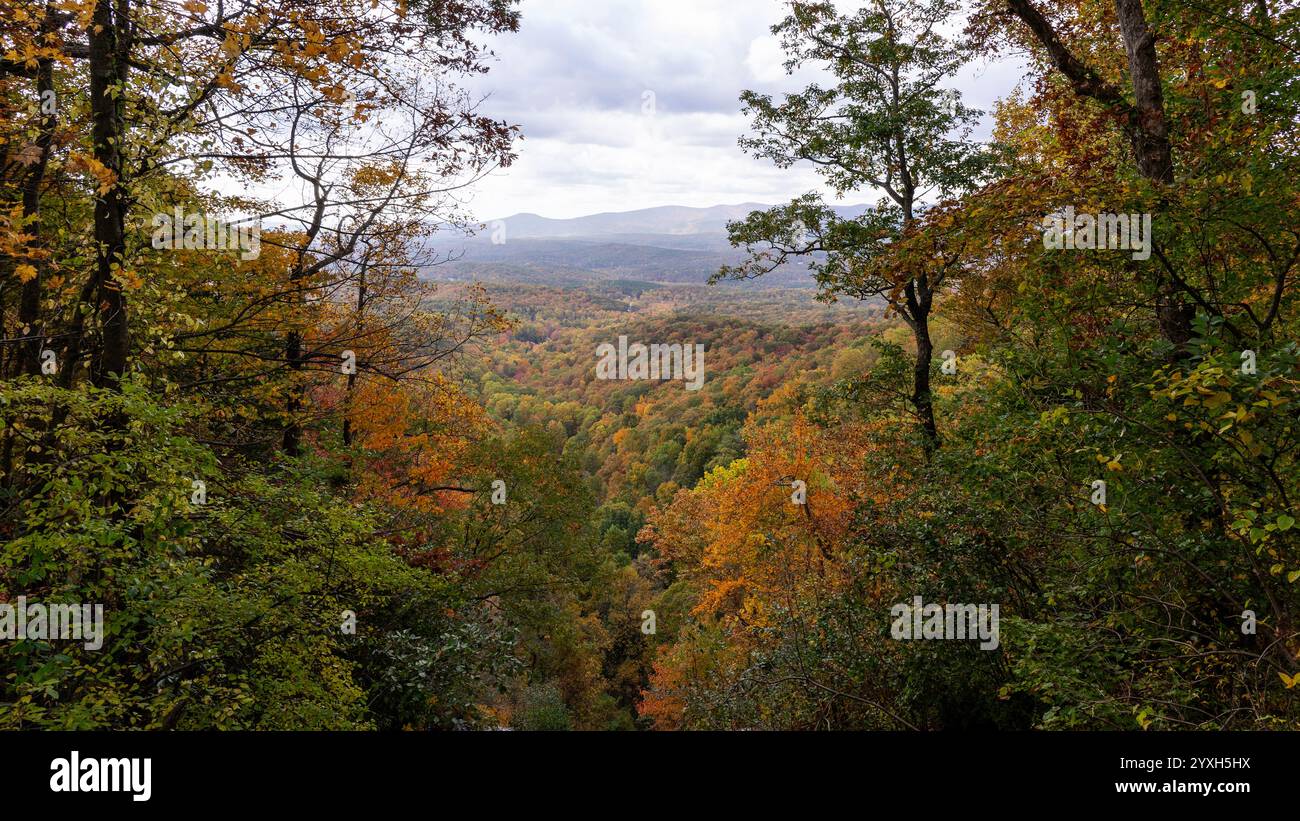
633, 0, 1300, 730
2, 0, 1298, 733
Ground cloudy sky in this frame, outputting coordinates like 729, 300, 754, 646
460, 0, 1029, 221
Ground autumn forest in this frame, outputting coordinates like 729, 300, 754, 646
1, 0, 1299, 736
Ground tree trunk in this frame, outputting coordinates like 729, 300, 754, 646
1006, 0, 1193, 351
88, 0, 130, 389
1115, 0, 1174, 185
283, 328, 303, 456
342, 262, 367, 448
1114, 0, 1193, 351
903, 273, 939, 453
17, 16, 56, 378
911, 311, 939, 452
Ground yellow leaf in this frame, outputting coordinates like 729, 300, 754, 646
1203, 391, 1232, 410
15, 263, 37, 283
69, 153, 117, 194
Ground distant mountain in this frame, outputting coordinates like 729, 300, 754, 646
423, 202, 870, 288
426, 237, 821, 287
479, 202, 871, 241
484, 203, 772, 239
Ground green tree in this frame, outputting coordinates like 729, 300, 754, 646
715, 0, 996, 449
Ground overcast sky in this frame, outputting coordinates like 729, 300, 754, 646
459, 0, 1028, 221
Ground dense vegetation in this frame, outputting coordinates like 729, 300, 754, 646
2, 0, 1298, 731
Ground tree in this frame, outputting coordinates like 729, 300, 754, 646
715, 0, 996, 450
990, 0, 1298, 352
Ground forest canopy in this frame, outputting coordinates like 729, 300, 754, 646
1, 0, 1298, 732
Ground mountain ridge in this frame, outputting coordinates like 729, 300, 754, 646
473, 202, 869, 240
424, 202, 870, 287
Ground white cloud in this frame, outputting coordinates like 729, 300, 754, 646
744, 35, 789, 84
460, 0, 1026, 220
208, 1, 1027, 223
